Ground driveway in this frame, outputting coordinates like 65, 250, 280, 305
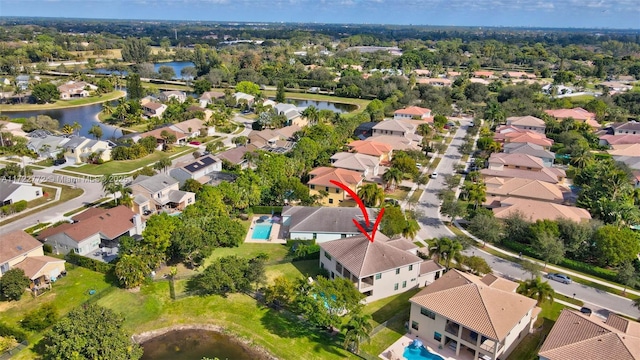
413, 117, 640, 319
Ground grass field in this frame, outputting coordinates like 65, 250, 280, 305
0, 91, 125, 112
65, 146, 193, 175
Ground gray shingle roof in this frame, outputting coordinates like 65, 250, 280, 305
320, 234, 423, 277
0, 183, 20, 201
130, 174, 178, 193
283, 206, 377, 234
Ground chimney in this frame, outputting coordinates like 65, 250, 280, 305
132, 214, 145, 235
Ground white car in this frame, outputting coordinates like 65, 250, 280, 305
430, 172, 438, 179
547, 273, 572, 284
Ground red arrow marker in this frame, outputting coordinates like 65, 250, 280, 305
329, 179, 384, 242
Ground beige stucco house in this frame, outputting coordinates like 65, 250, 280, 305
129, 173, 196, 215
307, 167, 363, 206
1, 230, 66, 285
409, 269, 540, 360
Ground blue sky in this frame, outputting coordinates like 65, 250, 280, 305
1, 0, 639, 29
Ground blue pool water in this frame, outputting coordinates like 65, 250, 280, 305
252, 224, 272, 240
403, 345, 445, 360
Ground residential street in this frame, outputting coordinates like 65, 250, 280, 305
414, 117, 640, 319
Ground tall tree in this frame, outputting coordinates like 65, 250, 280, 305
357, 183, 385, 207
342, 311, 373, 354
532, 231, 565, 269
467, 212, 502, 246
517, 277, 555, 305
0, 268, 30, 301
153, 158, 172, 173
31, 82, 60, 104
382, 167, 403, 191
42, 304, 143, 360
275, 81, 286, 103
126, 73, 144, 101
114, 254, 149, 289
88, 125, 103, 140
615, 261, 638, 295
121, 38, 150, 63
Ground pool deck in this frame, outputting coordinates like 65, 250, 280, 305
380, 332, 473, 360
244, 216, 286, 244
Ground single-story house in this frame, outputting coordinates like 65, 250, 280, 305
492, 197, 592, 222
544, 108, 599, 128
393, 106, 432, 121
199, 91, 225, 107
0, 182, 43, 206
234, 92, 255, 108
281, 206, 378, 242
1, 230, 66, 286
37, 205, 145, 257
599, 134, 640, 147
142, 101, 168, 118
473, 70, 497, 79
484, 176, 565, 206
409, 269, 539, 360
538, 309, 640, 360
27, 135, 69, 159
319, 234, 425, 302
57, 81, 97, 100
215, 145, 255, 169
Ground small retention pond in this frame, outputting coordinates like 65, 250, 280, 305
140, 328, 270, 360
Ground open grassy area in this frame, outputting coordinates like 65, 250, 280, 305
408, 189, 424, 203
64, 147, 193, 175
385, 185, 411, 200
0, 91, 125, 112
23, 185, 58, 208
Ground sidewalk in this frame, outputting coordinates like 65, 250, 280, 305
453, 220, 640, 298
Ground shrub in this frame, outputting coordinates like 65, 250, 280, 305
252, 206, 283, 214
0, 323, 27, 343
12, 200, 27, 213
65, 253, 114, 274
43, 244, 53, 254
21, 304, 57, 331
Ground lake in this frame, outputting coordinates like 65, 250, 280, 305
140, 329, 268, 360
278, 99, 357, 113
4, 102, 123, 139
94, 61, 195, 79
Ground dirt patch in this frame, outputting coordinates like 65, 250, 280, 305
132, 324, 278, 360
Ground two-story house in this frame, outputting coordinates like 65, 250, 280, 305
37, 205, 145, 257
330, 152, 381, 177
484, 177, 565, 207
493, 128, 554, 150
62, 136, 112, 164
505, 116, 546, 133
480, 153, 566, 184
0, 182, 43, 206
159, 90, 187, 103
409, 270, 539, 360
307, 167, 363, 206
393, 106, 432, 121
1, 230, 66, 286
347, 140, 393, 163
128, 173, 196, 215
170, 155, 222, 186
142, 101, 168, 118
319, 234, 425, 302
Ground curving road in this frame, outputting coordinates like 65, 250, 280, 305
414, 117, 640, 319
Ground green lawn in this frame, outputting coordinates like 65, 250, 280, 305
408, 189, 424, 203
0, 91, 125, 112
205, 242, 290, 266
66, 147, 192, 175
506, 301, 565, 360
385, 186, 411, 200
0, 183, 83, 227
265, 260, 323, 283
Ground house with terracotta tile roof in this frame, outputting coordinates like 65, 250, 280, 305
505, 115, 546, 133
319, 234, 430, 302
417, 78, 452, 87
544, 108, 599, 128
307, 167, 363, 206
473, 70, 497, 79
608, 143, 640, 171
393, 106, 432, 121
539, 309, 640, 360
330, 152, 381, 177
494, 127, 554, 149
37, 205, 145, 257
366, 134, 421, 151
480, 153, 566, 184
503, 71, 537, 79
347, 140, 393, 162
492, 197, 591, 222
503, 142, 555, 167
484, 177, 566, 206
1, 230, 66, 286
409, 269, 539, 360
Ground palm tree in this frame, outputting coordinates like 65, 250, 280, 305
402, 219, 420, 240
119, 187, 133, 208
102, 102, 114, 117
71, 121, 82, 136
570, 148, 593, 169
153, 158, 172, 173
101, 174, 120, 204
382, 167, 403, 191
301, 105, 320, 125
467, 181, 487, 209
0, 122, 5, 147
517, 277, 555, 305
61, 124, 74, 135
357, 183, 385, 207
342, 312, 373, 355
443, 240, 463, 269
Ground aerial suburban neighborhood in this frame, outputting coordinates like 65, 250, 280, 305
0, 3, 639, 360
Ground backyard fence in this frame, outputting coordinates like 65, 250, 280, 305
0, 341, 28, 360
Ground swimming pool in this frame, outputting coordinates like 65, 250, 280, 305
403, 345, 445, 360
252, 223, 272, 240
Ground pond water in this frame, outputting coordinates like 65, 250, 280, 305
140, 329, 267, 360
94, 61, 195, 79
275, 98, 357, 113
4, 102, 123, 139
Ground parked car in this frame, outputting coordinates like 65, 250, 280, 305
53, 158, 66, 166
189, 141, 201, 145
384, 198, 400, 206
430, 172, 438, 179
579, 307, 592, 315
547, 273, 572, 284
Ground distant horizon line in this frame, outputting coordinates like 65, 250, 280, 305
1, 15, 639, 32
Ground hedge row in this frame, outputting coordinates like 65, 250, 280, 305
1, 200, 27, 216
65, 253, 114, 274
252, 206, 283, 214
0, 323, 28, 343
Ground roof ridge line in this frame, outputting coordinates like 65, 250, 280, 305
475, 283, 500, 340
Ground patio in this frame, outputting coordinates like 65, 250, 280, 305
379, 332, 474, 360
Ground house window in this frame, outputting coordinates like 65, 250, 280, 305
396, 268, 400, 275
325, 187, 329, 192
411, 321, 419, 330
324, 251, 331, 260
434, 332, 442, 342
336, 262, 343, 273
328, 199, 334, 204
335, 188, 339, 193
36, 191, 40, 196
421, 308, 436, 320
310, 185, 315, 190
402, 281, 407, 288
0, 263, 9, 275
341, 234, 347, 238
320, 262, 325, 269
394, 283, 398, 291
313, 233, 317, 240
435, 271, 441, 280
375, 273, 381, 280
188, 198, 193, 204
409, 264, 413, 271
